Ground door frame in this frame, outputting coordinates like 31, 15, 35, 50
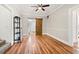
69, 5, 79, 48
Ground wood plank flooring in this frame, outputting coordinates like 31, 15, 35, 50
4, 35, 76, 54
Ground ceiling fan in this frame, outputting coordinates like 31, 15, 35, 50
31, 4, 50, 11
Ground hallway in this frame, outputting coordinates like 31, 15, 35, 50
0, 4, 79, 54
5, 34, 75, 54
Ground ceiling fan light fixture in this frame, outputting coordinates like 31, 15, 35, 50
31, 4, 50, 12
38, 7, 41, 10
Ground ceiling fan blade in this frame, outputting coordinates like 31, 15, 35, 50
35, 9, 38, 11
42, 5, 50, 7
42, 8, 45, 11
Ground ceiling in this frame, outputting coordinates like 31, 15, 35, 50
6, 4, 63, 18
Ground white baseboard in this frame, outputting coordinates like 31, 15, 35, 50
43, 33, 72, 47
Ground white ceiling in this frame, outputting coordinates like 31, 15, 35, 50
6, 4, 63, 18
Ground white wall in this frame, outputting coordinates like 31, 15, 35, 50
0, 5, 21, 45
0, 5, 13, 43
43, 5, 76, 46
22, 17, 29, 36
43, 17, 48, 33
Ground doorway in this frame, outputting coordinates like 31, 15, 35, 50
28, 19, 36, 35
28, 18, 43, 35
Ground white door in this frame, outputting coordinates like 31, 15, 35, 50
76, 10, 79, 48
72, 8, 79, 49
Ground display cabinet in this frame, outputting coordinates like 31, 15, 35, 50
13, 16, 21, 43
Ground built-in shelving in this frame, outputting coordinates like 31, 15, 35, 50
13, 16, 21, 43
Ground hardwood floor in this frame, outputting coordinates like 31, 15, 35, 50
4, 35, 76, 54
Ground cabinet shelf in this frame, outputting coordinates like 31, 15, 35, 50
15, 32, 20, 34
15, 27, 20, 29
14, 22, 19, 23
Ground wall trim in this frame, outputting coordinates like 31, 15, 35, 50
43, 33, 72, 47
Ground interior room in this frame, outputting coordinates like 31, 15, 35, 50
0, 4, 79, 54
